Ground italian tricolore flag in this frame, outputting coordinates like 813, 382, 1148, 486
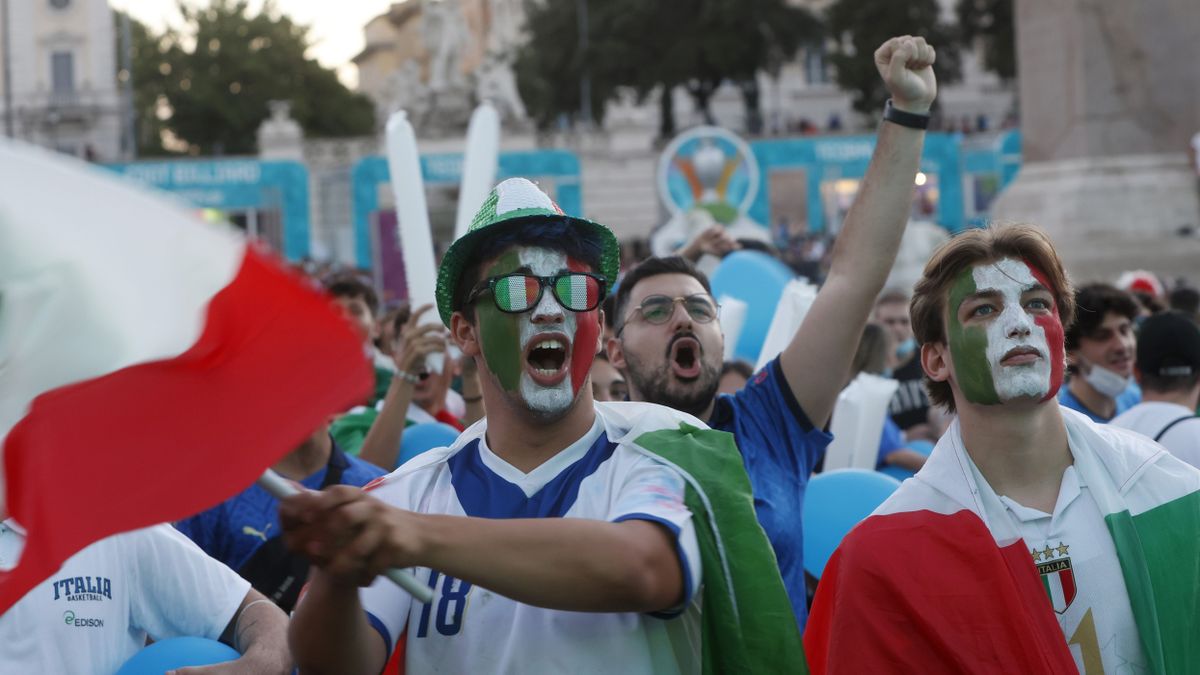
0, 140, 371, 614
804, 407, 1200, 674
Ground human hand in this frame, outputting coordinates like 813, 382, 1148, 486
874, 35, 937, 114
680, 224, 740, 262
279, 486, 424, 587
392, 304, 447, 379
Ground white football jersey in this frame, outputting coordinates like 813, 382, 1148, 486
992, 467, 1148, 673
0, 523, 249, 674
359, 404, 703, 675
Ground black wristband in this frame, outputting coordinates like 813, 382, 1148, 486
883, 99, 930, 130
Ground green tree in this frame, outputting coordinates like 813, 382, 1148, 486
826, 0, 961, 115
514, 0, 820, 138
156, 0, 374, 155
115, 11, 171, 156
957, 0, 1015, 81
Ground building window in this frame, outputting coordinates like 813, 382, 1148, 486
51, 52, 74, 93
804, 45, 830, 86
49, 0, 71, 9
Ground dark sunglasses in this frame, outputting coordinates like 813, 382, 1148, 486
467, 272, 607, 314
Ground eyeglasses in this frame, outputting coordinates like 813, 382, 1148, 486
467, 272, 607, 314
618, 294, 719, 335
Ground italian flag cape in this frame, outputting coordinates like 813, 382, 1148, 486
599, 402, 807, 674
805, 407, 1200, 675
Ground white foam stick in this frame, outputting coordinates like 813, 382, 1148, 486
386, 110, 443, 374
717, 295, 747, 362
823, 374, 899, 471
455, 103, 501, 241
257, 469, 434, 604
754, 278, 818, 372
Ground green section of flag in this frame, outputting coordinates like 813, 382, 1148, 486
1105, 489, 1200, 675
635, 424, 806, 675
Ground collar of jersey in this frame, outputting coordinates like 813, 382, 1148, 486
476, 417, 604, 497
450, 418, 615, 518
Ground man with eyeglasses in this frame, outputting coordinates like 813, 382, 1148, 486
283, 178, 801, 674
608, 35, 939, 628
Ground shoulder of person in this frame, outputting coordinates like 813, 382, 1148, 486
596, 401, 709, 441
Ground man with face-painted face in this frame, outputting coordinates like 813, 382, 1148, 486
610, 35, 939, 628
804, 224, 1200, 674
282, 179, 804, 674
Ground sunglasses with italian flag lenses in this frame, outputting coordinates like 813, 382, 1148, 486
469, 272, 607, 314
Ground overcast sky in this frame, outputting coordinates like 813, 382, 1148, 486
109, 0, 396, 86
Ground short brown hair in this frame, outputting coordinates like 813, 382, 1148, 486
910, 223, 1075, 412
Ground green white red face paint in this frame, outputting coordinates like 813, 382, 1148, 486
947, 258, 1065, 406
475, 246, 600, 418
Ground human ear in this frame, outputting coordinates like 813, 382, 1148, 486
451, 312, 481, 358
921, 342, 951, 383
606, 335, 627, 371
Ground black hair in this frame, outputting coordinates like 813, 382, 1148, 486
325, 276, 379, 316
721, 359, 754, 380
1169, 286, 1200, 316
1065, 283, 1140, 351
612, 256, 713, 333
453, 218, 605, 320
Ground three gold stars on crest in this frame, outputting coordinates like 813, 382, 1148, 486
1030, 542, 1070, 562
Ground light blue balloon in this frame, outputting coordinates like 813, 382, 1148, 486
116, 637, 240, 674
802, 469, 901, 579
709, 250, 795, 363
398, 422, 461, 468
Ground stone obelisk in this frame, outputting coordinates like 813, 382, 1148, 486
990, 0, 1200, 281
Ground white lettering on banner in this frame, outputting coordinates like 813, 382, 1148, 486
121, 164, 172, 184
171, 162, 262, 186
815, 141, 874, 163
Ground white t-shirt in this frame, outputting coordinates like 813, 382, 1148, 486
358, 407, 703, 675
1111, 401, 1200, 469
990, 467, 1147, 673
0, 522, 250, 674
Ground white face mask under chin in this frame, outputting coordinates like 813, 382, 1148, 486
1083, 362, 1130, 398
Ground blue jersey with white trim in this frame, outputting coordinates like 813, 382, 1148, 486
359, 404, 703, 675
708, 357, 833, 628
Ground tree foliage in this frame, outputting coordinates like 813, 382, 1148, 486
826, 0, 961, 115
957, 0, 1015, 81
142, 0, 374, 155
514, 0, 820, 137
115, 11, 170, 156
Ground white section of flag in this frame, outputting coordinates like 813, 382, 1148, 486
0, 140, 244, 444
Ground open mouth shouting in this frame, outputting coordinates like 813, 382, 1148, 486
1001, 345, 1042, 367
668, 335, 703, 380
525, 333, 571, 386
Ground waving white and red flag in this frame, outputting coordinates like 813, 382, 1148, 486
0, 140, 371, 614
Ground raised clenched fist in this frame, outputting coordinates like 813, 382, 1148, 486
874, 36, 937, 114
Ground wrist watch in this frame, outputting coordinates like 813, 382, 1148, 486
883, 99, 930, 130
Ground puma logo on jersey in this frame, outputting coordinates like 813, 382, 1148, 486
242, 523, 273, 542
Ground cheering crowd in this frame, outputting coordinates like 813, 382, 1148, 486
4, 34, 1200, 675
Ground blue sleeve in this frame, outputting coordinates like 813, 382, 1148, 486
876, 417, 905, 470
344, 456, 387, 487
712, 357, 833, 476
173, 507, 219, 559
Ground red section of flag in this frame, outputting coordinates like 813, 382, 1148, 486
805, 509, 1077, 674
0, 247, 372, 613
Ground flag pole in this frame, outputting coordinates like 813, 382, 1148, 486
257, 469, 434, 604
